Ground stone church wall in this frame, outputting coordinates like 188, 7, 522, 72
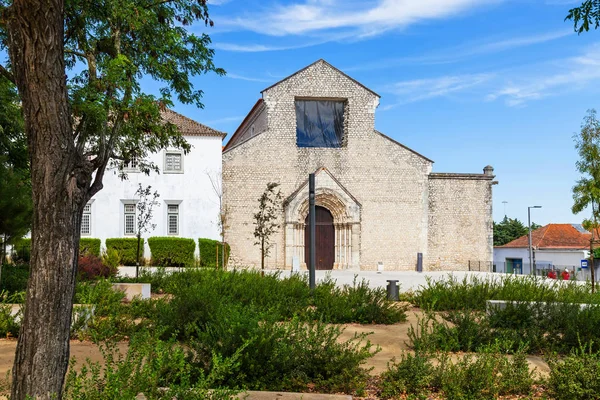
427, 171, 495, 271
223, 61, 433, 270
223, 60, 494, 271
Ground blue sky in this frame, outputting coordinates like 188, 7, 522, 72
143, 1, 600, 225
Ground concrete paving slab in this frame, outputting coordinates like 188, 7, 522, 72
237, 391, 351, 400
135, 391, 350, 400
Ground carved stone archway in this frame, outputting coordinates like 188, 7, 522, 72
284, 168, 361, 270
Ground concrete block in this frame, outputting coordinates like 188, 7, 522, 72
112, 283, 151, 301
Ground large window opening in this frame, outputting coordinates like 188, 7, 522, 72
295, 100, 345, 148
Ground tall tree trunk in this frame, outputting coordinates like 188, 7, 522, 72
6, 1, 84, 398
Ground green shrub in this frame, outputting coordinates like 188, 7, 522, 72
118, 267, 171, 293
64, 332, 238, 400
413, 274, 600, 311
0, 264, 29, 294
154, 269, 404, 329
105, 238, 144, 266
379, 346, 533, 399
0, 302, 20, 338
379, 352, 435, 399
189, 313, 376, 393
74, 279, 132, 341
11, 238, 30, 263
311, 276, 407, 324
198, 238, 229, 268
79, 238, 101, 257
437, 348, 533, 399
547, 344, 600, 400
75, 279, 125, 316
148, 237, 195, 268
102, 248, 121, 270
408, 302, 600, 355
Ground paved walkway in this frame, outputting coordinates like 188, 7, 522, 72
265, 270, 503, 292
117, 267, 577, 293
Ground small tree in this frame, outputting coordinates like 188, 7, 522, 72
207, 169, 229, 269
134, 184, 160, 278
572, 109, 600, 292
253, 182, 282, 271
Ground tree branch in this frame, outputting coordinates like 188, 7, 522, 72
144, 0, 177, 9
0, 64, 15, 84
65, 48, 87, 58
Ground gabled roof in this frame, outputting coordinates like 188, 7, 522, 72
161, 109, 226, 138
223, 99, 264, 152
261, 59, 380, 98
375, 130, 434, 163
499, 224, 593, 250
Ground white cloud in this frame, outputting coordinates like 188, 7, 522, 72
205, 115, 244, 125
381, 73, 492, 108
214, 40, 329, 52
545, 0, 580, 5
220, 0, 501, 37
346, 30, 571, 71
487, 45, 600, 106
225, 73, 271, 82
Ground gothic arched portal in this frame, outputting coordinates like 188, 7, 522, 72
304, 206, 335, 270
284, 168, 361, 270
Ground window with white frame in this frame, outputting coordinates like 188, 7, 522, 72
122, 156, 139, 172
164, 152, 183, 173
167, 204, 179, 235
81, 203, 92, 236
124, 204, 136, 235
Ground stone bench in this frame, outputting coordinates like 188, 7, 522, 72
111, 283, 151, 301
486, 300, 593, 315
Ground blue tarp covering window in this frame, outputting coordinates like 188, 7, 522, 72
296, 100, 345, 148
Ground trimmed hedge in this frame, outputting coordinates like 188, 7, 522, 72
148, 237, 195, 268
105, 238, 144, 266
79, 238, 101, 257
11, 238, 101, 262
198, 238, 230, 268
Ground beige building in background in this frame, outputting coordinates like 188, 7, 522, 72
222, 60, 496, 271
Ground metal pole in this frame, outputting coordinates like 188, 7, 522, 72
309, 173, 316, 291
528, 207, 533, 276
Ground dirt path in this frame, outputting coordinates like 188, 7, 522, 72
338, 309, 550, 377
0, 309, 550, 381
0, 340, 129, 380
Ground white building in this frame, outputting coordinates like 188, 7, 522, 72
83, 110, 225, 258
493, 223, 592, 276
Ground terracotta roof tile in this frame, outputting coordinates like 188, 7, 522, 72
500, 224, 593, 249
161, 109, 226, 138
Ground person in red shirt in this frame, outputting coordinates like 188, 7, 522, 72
548, 270, 557, 279
561, 269, 570, 281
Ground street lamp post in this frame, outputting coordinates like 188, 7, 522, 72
528, 206, 542, 275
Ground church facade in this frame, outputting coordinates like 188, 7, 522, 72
223, 60, 496, 271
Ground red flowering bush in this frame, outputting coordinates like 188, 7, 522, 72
77, 255, 117, 281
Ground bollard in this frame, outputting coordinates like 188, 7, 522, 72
386, 279, 399, 301
417, 253, 423, 272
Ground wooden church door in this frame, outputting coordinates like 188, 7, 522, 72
305, 206, 335, 270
